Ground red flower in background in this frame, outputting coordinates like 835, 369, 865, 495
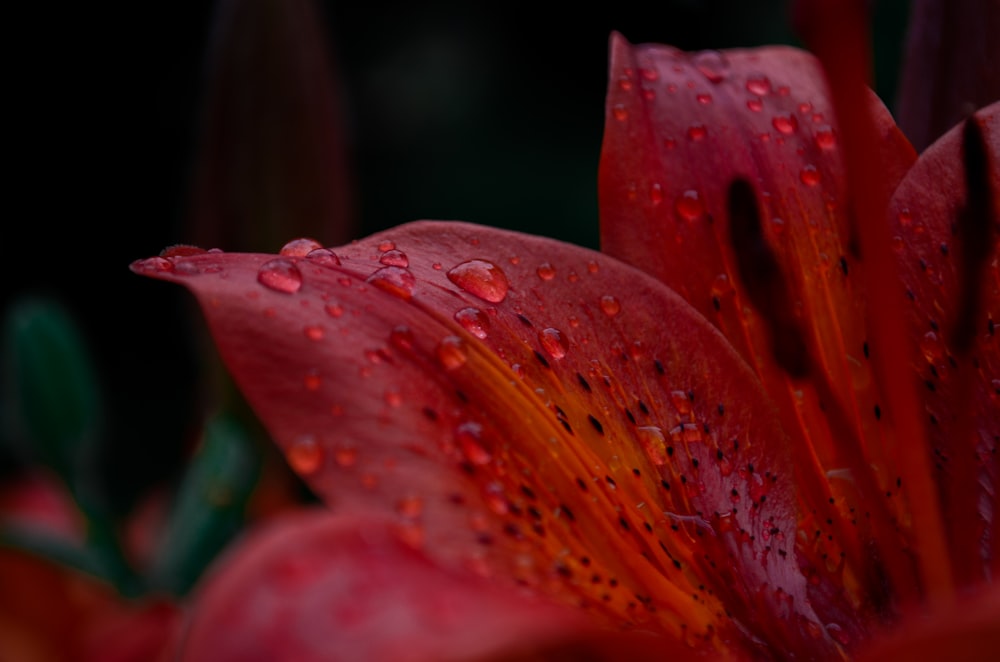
129, 2, 998, 660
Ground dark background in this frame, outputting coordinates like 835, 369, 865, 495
3, 1, 911, 512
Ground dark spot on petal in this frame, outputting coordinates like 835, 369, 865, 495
517, 313, 533, 327
577, 373, 592, 392
534, 350, 550, 368
589, 415, 605, 435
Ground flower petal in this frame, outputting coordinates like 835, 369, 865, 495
888, 102, 1000, 588
133, 222, 843, 656
180, 509, 588, 662
599, 33, 926, 617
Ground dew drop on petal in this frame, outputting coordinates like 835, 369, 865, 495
258, 258, 303, 294
396, 495, 424, 519
539, 327, 568, 360
800, 165, 820, 186
772, 113, 798, 134
814, 125, 837, 149
636, 426, 667, 465
898, 208, 913, 227
334, 446, 357, 468
612, 104, 628, 121
389, 325, 415, 351
162, 245, 207, 258
455, 307, 490, 339
675, 189, 704, 221
304, 325, 324, 341
696, 93, 712, 105
669, 390, 693, 416
745, 75, 772, 96
687, 124, 707, 141
746, 97, 763, 112
384, 389, 403, 407
379, 249, 410, 267
920, 331, 944, 363
600, 295, 621, 317
306, 248, 341, 266
303, 370, 322, 391
693, 50, 728, 83
536, 262, 556, 281
367, 266, 416, 299
446, 260, 510, 303
136, 256, 173, 272
456, 421, 491, 465
483, 482, 508, 515
437, 335, 468, 370
280, 238, 323, 257
617, 75, 633, 91
649, 182, 664, 205
325, 302, 344, 318
378, 240, 396, 252
287, 436, 323, 475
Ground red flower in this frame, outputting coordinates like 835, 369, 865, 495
132, 6, 999, 661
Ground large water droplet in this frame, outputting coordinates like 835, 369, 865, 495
814, 125, 836, 149
456, 421, 491, 465
379, 249, 409, 267
280, 238, 323, 257
692, 50, 728, 83
675, 189, 704, 221
437, 336, 468, 370
536, 262, 556, 281
538, 327, 568, 360
447, 260, 510, 303
367, 266, 416, 299
455, 307, 490, 339
306, 248, 341, 266
287, 436, 323, 474
745, 75, 772, 96
258, 258, 303, 294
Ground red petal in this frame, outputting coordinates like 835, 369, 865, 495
133, 222, 844, 656
888, 102, 1000, 588
599, 33, 930, 615
181, 509, 589, 662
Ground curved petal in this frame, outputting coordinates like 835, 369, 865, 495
887, 102, 1000, 588
180, 509, 588, 662
133, 221, 845, 657
598, 33, 925, 617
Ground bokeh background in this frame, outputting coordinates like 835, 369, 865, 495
3, 0, 911, 525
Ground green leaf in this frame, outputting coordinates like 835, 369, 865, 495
149, 414, 261, 596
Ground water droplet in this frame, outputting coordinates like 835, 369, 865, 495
379, 249, 409, 267
687, 124, 707, 141
617, 75, 633, 91
692, 50, 728, 83
814, 125, 837, 149
746, 97, 763, 112
304, 370, 321, 391
396, 495, 424, 518
538, 327, 568, 360
710, 273, 733, 298
455, 307, 490, 339
334, 446, 357, 468
745, 75, 772, 96
772, 113, 798, 134
366, 266, 416, 299
377, 240, 396, 252
136, 256, 173, 272
306, 248, 341, 266
384, 389, 402, 407
483, 482, 508, 515
898, 208, 913, 227
696, 93, 712, 105
258, 258, 303, 294
325, 302, 344, 318
534, 262, 556, 281
389, 325, 415, 350
457, 422, 491, 465
162, 245, 207, 258
800, 165, 820, 186
304, 325, 324, 341
437, 336, 468, 370
636, 426, 667, 465
287, 436, 323, 474
670, 390, 693, 416
675, 189, 704, 221
640, 67, 659, 82
920, 331, 944, 363
587, 260, 600, 274
446, 260, 510, 303
280, 238, 322, 257
612, 104, 628, 121
649, 182, 664, 205
600, 295, 621, 317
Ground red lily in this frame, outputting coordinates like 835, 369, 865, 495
131, 9, 999, 662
